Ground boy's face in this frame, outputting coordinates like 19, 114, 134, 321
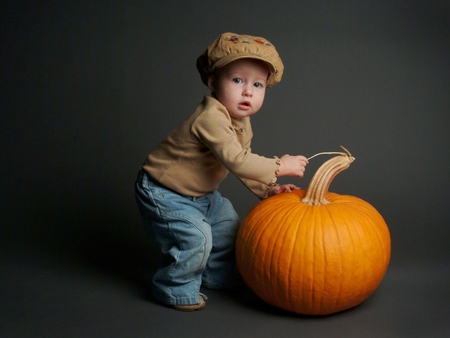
208, 58, 269, 119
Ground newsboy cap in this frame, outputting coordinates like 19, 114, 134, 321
196, 32, 284, 88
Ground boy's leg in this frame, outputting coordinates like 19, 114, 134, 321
135, 170, 212, 306
201, 190, 241, 289
151, 214, 211, 306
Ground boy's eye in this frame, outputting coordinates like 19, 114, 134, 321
254, 82, 264, 88
233, 78, 243, 84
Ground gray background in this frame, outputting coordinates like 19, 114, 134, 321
2, 1, 449, 337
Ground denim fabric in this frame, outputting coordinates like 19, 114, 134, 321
135, 169, 240, 306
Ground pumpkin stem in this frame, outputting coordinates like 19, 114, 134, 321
302, 146, 355, 206
307, 145, 353, 160
308, 152, 345, 160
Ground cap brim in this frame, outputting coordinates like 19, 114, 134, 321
213, 54, 276, 75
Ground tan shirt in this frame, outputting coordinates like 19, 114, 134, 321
143, 95, 280, 199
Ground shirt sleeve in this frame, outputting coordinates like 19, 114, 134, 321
191, 105, 280, 187
238, 177, 271, 200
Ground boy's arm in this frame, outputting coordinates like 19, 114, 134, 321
237, 177, 271, 200
238, 177, 300, 200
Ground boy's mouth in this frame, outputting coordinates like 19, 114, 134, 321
238, 101, 251, 109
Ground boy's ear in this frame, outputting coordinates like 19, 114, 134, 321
207, 76, 215, 92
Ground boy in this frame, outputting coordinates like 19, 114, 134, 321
135, 32, 308, 311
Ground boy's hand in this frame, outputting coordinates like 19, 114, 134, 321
277, 155, 309, 178
268, 184, 300, 197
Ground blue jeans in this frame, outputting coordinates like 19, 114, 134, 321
135, 169, 240, 306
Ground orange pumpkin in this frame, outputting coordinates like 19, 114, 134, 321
236, 149, 391, 315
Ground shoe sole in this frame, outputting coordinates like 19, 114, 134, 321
172, 297, 206, 312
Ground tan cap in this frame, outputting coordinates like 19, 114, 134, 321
196, 32, 284, 88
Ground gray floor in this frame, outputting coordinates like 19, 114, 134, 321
2, 230, 449, 338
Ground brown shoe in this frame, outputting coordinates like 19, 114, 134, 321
172, 296, 206, 312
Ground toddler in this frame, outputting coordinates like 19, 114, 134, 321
135, 32, 308, 311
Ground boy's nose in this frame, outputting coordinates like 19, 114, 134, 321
243, 86, 252, 97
